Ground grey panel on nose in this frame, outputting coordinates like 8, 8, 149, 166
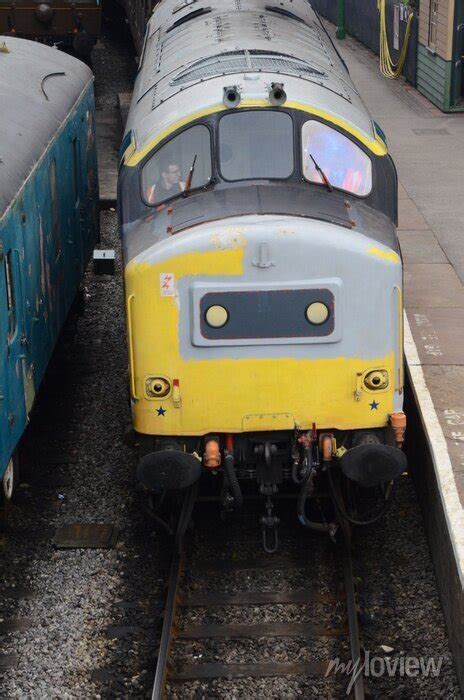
199, 288, 334, 340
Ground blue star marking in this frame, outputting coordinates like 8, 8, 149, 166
156, 407, 167, 416
369, 401, 379, 411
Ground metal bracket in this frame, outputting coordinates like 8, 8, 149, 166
261, 494, 280, 553
252, 242, 275, 269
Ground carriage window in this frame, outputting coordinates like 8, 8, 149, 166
4, 251, 16, 339
141, 125, 212, 205
219, 111, 294, 181
302, 121, 372, 196
49, 159, 61, 258
428, 0, 438, 51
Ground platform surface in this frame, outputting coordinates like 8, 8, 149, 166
328, 22, 464, 690
331, 17, 464, 523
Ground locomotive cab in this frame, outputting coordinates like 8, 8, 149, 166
118, 0, 407, 545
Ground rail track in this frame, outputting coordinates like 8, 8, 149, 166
151, 488, 366, 699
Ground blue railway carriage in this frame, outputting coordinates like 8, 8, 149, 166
0, 38, 98, 513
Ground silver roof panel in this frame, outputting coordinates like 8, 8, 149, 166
126, 0, 375, 153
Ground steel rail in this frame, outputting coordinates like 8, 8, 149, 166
151, 488, 195, 700
341, 529, 365, 700
330, 466, 366, 699
151, 546, 183, 699
151, 488, 365, 697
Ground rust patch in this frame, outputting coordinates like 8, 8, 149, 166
53, 523, 119, 549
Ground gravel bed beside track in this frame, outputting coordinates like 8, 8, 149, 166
164, 507, 460, 698
0, 210, 167, 698
0, 10, 461, 699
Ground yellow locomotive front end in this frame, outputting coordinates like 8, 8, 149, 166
124, 215, 402, 440
119, 101, 408, 536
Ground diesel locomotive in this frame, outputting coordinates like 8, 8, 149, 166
0, 38, 98, 519
119, 0, 407, 545
0, 1, 101, 56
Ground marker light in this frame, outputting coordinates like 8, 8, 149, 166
305, 302, 330, 325
205, 305, 228, 328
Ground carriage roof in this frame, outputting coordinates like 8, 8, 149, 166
0, 37, 93, 219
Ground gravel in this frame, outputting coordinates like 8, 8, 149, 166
165, 491, 460, 699
0, 210, 167, 698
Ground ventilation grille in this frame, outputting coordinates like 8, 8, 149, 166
171, 50, 327, 85
265, 5, 305, 23
167, 6, 212, 32
150, 84, 158, 110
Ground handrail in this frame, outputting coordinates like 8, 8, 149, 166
394, 285, 404, 393
126, 294, 139, 400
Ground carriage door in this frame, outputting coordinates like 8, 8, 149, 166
11, 245, 34, 415
0, 243, 27, 457
72, 137, 84, 278
0, 245, 10, 468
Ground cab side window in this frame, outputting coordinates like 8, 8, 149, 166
302, 121, 372, 197
141, 124, 212, 206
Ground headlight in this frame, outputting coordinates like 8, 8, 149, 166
305, 302, 330, 325
364, 370, 389, 390
205, 304, 228, 328
146, 377, 171, 398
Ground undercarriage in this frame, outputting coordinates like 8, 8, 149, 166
135, 418, 407, 551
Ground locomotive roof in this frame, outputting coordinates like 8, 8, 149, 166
126, 0, 380, 162
0, 38, 93, 220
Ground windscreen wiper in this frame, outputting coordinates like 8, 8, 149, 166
183, 154, 197, 195
309, 153, 333, 192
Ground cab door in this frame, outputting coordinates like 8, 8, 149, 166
0, 242, 27, 469
0, 243, 10, 472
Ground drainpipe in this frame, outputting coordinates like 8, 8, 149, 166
336, 0, 346, 39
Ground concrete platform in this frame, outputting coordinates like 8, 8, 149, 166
328, 23, 464, 692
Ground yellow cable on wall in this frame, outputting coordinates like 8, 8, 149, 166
379, 0, 414, 79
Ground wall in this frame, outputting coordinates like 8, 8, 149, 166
416, 0, 456, 111
310, 0, 419, 86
